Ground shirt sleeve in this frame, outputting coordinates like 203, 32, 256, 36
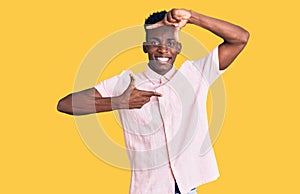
94, 70, 132, 97
191, 46, 226, 86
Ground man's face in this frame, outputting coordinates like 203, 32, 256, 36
143, 26, 181, 75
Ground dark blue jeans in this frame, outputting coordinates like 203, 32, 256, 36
175, 181, 197, 194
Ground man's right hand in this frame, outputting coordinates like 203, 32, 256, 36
113, 74, 162, 109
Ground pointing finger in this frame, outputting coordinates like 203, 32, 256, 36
153, 91, 162, 97
140, 90, 162, 97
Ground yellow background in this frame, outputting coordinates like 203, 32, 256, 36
1, 0, 299, 193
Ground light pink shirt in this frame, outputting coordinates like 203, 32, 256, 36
95, 46, 225, 194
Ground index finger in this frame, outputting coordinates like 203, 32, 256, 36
140, 90, 162, 97
145, 20, 165, 30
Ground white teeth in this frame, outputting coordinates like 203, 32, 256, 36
157, 57, 169, 62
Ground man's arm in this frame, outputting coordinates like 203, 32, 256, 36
57, 74, 161, 116
57, 87, 114, 115
165, 9, 250, 70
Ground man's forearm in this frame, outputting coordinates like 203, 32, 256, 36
188, 10, 249, 44
57, 89, 118, 116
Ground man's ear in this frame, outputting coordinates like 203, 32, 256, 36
143, 42, 148, 53
176, 42, 182, 54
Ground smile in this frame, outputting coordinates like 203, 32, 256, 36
156, 57, 171, 63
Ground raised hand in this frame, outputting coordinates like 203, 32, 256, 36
164, 8, 191, 30
114, 74, 162, 109
145, 8, 192, 30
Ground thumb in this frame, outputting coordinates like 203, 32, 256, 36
129, 73, 136, 88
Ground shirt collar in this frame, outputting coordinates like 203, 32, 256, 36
144, 65, 176, 85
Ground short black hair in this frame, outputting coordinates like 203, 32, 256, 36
144, 11, 167, 25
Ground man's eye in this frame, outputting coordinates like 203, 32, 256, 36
150, 41, 159, 45
167, 41, 176, 48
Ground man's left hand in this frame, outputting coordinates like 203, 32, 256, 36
145, 8, 191, 30
164, 8, 192, 30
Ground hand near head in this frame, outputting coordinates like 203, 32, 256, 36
114, 74, 162, 109
145, 8, 192, 30
165, 8, 192, 30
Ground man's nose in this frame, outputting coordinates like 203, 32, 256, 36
158, 44, 168, 53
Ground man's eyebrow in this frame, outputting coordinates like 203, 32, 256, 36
148, 37, 161, 41
148, 37, 176, 41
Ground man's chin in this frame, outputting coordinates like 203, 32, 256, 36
157, 62, 171, 67
149, 62, 172, 74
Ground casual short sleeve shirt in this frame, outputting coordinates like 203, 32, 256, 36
94, 46, 225, 194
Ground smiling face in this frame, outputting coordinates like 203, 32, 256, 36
143, 26, 181, 75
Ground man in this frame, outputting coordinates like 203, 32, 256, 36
57, 8, 249, 194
